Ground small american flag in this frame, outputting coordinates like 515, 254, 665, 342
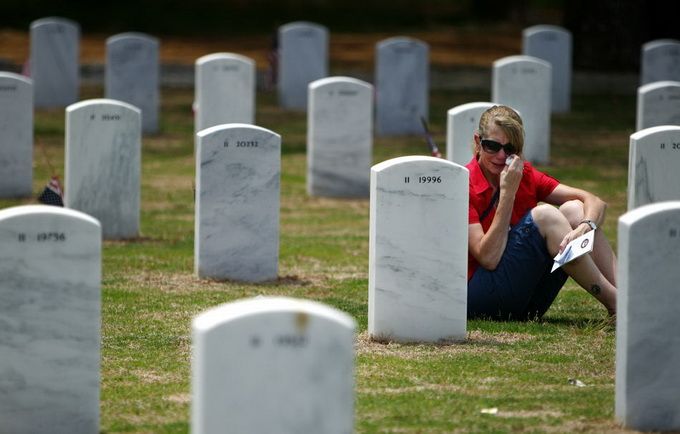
38, 176, 64, 207
420, 116, 442, 158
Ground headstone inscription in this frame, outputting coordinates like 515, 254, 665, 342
522, 25, 572, 113
105, 32, 160, 134
374, 37, 429, 136
29, 17, 80, 108
492, 55, 552, 164
0, 205, 101, 434
627, 125, 680, 211
278, 21, 329, 110
0, 72, 33, 198
192, 296, 356, 434
635, 81, 680, 131
194, 53, 255, 134
640, 39, 680, 85
307, 76, 372, 197
65, 99, 141, 239
616, 201, 680, 431
195, 124, 280, 282
446, 102, 495, 166
369, 156, 468, 343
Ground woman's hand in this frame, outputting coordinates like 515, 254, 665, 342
500, 155, 523, 197
558, 223, 590, 253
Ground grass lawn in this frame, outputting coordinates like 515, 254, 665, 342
1, 83, 640, 433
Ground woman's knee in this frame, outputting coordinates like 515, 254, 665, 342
558, 200, 584, 228
531, 204, 571, 234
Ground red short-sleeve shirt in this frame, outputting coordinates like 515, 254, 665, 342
466, 157, 559, 280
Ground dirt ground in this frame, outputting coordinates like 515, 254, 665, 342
0, 26, 521, 70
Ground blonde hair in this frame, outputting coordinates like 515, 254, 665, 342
476, 105, 525, 156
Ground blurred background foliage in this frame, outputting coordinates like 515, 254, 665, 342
3, 0, 680, 71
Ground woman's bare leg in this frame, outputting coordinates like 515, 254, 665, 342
558, 200, 617, 286
532, 204, 616, 315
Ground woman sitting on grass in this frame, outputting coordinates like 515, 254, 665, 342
466, 105, 617, 320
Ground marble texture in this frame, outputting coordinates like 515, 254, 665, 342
0, 205, 101, 434
446, 102, 494, 166
195, 53, 255, 134
627, 126, 680, 211
307, 77, 372, 197
640, 39, 680, 85
0, 72, 33, 198
492, 55, 552, 164
65, 99, 141, 239
195, 124, 280, 282
616, 201, 680, 431
635, 81, 680, 131
105, 32, 160, 134
369, 156, 468, 343
374, 37, 429, 136
522, 25, 572, 113
192, 296, 356, 434
278, 22, 328, 110
29, 17, 80, 108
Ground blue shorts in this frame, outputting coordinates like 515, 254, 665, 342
468, 211, 568, 321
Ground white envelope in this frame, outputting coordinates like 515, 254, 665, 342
551, 229, 595, 272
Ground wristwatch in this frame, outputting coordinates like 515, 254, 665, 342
580, 219, 597, 231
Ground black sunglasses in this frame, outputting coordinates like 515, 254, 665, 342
481, 139, 517, 155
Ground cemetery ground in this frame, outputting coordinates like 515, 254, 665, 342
1, 83, 637, 434
1, 26, 641, 434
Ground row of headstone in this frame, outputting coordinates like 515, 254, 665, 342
29, 17, 160, 133
492, 55, 552, 164
278, 21, 329, 110
194, 124, 280, 282
374, 37, 429, 136
0, 205, 101, 434
307, 77, 372, 197
105, 32, 160, 134
640, 39, 680, 85
368, 156, 468, 343
0, 206, 356, 432
65, 99, 141, 239
616, 200, 680, 432
446, 101, 494, 166
522, 25, 572, 114
635, 80, 680, 131
4, 203, 679, 432
29, 17, 80, 108
627, 125, 680, 210
0, 72, 33, 198
277, 23, 429, 137
194, 53, 256, 133
192, 296, 356, 433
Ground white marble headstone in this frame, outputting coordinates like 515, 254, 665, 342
65, 98, 141, 239
192, 296, 356, 434
29, 17, 80, 108
635, 81, 680, 131
640, 39, 680, 85
105, 32, 160, 134
446, 102, 495, 166
522, 25, 572, 113
0, 205, 101, 434
278, 21, 329, 110
307, 76, 373, 197
0, 72, 33, 198
195, 124, 280, 282
195, 53, 255, 134
616, 201, 680, 431
627, 125, 680, 211
369, 156, 468, 343
374, 37, 429, 136
492, 55, 552, 164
